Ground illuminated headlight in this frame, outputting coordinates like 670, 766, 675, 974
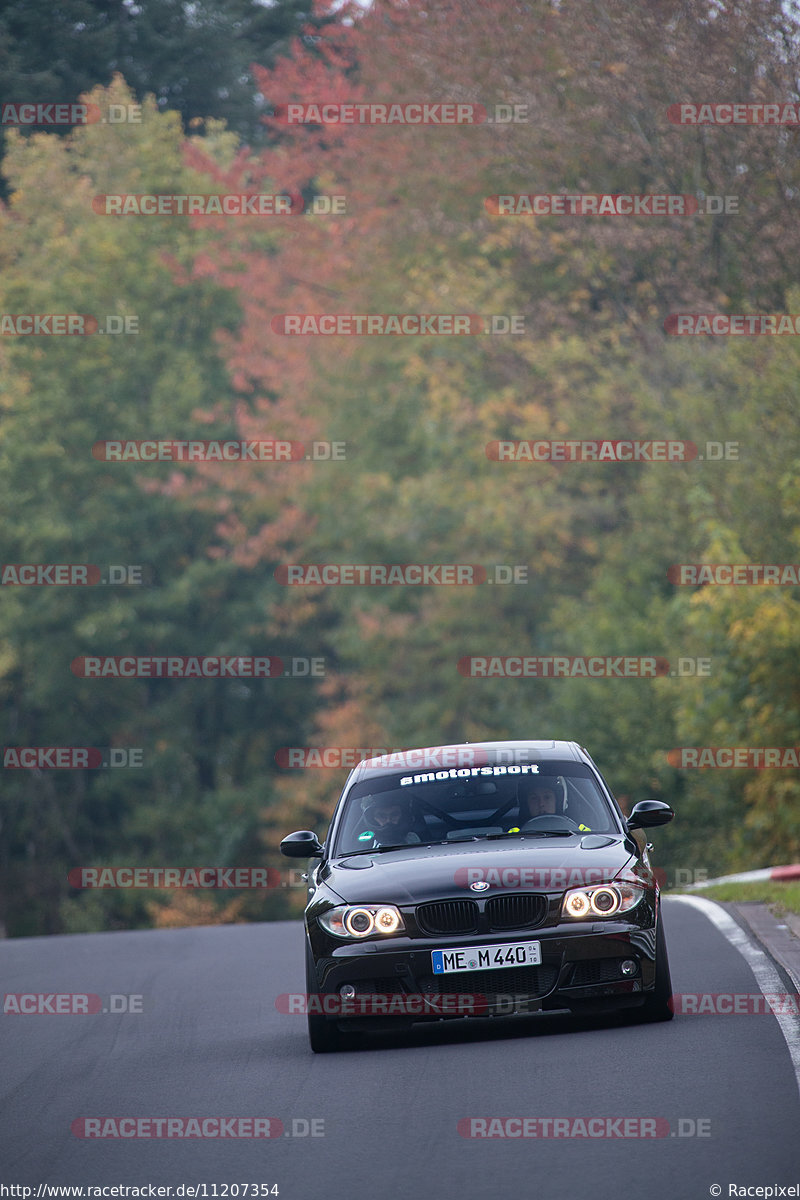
318, 905, 405, 940
346, 908, 373, 935
561, 884, 645, 920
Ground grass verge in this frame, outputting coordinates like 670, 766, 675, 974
669, 880, 800, 919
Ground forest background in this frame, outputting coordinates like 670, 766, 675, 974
2, 0, 799, 937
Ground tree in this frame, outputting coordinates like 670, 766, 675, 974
184, 0, 800, 883
0, 80, 323, 935
0, 0, 329, 196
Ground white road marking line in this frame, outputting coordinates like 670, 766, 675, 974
670, 894, 800, 1098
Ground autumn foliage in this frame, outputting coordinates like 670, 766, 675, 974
3, 1, 800, 933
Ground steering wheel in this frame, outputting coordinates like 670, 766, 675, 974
519, 814, 580, 832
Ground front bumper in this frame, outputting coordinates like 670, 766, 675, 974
307, 920, 658, 1022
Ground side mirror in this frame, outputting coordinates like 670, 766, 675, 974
280, 830, 324, 858
626, 800, 674, 831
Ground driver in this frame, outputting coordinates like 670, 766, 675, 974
521, 778, 560, 820
360, 795, 422, 846
508, 777, 592, 831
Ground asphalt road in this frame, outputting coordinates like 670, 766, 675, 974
2, 897, 799, 1198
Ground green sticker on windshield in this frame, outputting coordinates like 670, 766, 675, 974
358, 830, 375, 841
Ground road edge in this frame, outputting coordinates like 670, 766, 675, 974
725, 902, 800, 993
670, 894, 800, 1099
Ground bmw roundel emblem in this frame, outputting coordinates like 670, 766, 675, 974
470, 880, 491, 892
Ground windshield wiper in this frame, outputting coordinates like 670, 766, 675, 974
484, 829, 575, 840
339, 836, 480, 857
338, 844, 408, 857
426, 836, 482, 845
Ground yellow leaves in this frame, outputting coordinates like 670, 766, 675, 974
730, 598, 795, 648
0, 641, 19, 680
477, 225, 517, 255
148, 892, 249, 928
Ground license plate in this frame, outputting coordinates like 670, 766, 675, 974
431, 941, 541, 974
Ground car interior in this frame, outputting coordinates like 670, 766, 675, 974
336, 771, 618, 853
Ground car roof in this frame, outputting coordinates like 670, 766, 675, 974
345, 740, 591, 785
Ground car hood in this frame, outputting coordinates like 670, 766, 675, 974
320, 834, 642, 906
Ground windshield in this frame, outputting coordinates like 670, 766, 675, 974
332, 762, 620, 856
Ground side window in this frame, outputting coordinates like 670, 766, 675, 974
565, 778, 612, 831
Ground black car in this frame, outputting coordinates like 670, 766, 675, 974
280, 740, 674, 1051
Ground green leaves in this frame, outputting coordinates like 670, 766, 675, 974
7, 2, 800, 934
0, 81, 319, 935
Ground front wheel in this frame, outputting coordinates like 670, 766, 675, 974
307, 1009, 345, 1052
637, 918, 674, 1023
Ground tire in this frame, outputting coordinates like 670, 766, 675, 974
637, 917, 674, 1023
305, 939, 355, 1053
307, 1009, 345, 1053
